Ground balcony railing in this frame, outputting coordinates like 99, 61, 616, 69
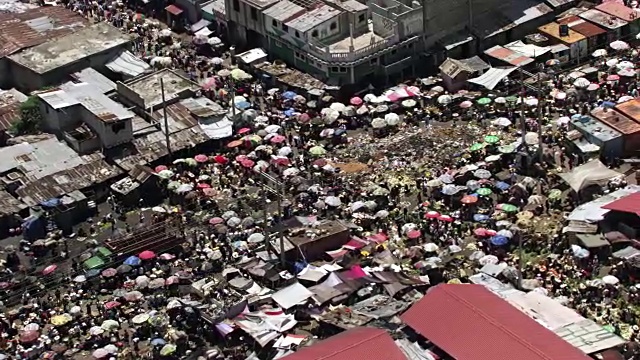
308, 34, 400, 63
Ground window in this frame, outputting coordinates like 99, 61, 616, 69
272, 19, 277, 27
311, 30, 318, 37
391, 49, 397, 55
111, 122, 125, 134
282, 24, 288, 32
370, 57, 379, 65
250, 7, 257, 20
329, 22, 337, 30
358, 14, 365, 23
295, 31, 300, 38
331, 66, 339, 72
339, 67, 347, 73
232, 0, 239, 11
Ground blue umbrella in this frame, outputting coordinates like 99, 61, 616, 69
284, 108, 296, 117
495, 181, 510, 191
123, 256, 141, 266
151, 338, 166, 346
282, 91, 297, 100
473, 214, 489, 222
236, 101, 251, 110
334, 129, 347, 136
490, 235, 509, 246
85, 269, 100, 278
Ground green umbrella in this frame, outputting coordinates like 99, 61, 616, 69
498, 145, 516, 153
476, 188, 492, 196
603, 325, 615, 333
469, 143, 485, 151
505, 96, 518, 103
309, 146, 327, 156
160, 344, 177, 356
548, 189, 562, 200
167, 181, 180, 190
484, 135, 500, 144
477, 97, 492, 105
184, 158, 198, 166
499, 203, 518, 213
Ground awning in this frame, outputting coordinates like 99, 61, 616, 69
165, 4, 183, 16
106, 50, 150, 78
468, 67, 517, 90
191, 19, 211, 33
559, 160, 622, 192
195, 27, 213, 37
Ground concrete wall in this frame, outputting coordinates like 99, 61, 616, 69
82, 111, 133, 149
39, 101, 81, 132
423, 0, 501, 45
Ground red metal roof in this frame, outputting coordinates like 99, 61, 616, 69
165, 4, 184, 16
281, 327, 407, 360
400, 284, 592, 360
601, 192, 640, 215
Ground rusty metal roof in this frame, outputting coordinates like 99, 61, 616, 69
16, 158, 122, 206
0, 7, 88, 57
591, 107, 640, 135
0, 103, 20, 132
0, 190, 27, 216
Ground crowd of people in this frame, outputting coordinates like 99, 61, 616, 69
3, 1, 640, 359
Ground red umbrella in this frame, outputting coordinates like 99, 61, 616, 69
197, 183, 211, 189
43, 264, 57, 275
461, 195, 478, 204
298, 113, 310, 123
420, 201, 431, 207
194, 154, 208, 163
101, 268, 117, 277
19, 330, 39, 343
240, 159, 255, 168
406, 230, 421, 239
485, 229, 497, 236
272, 157, 290, 166
104, 301, 121, 309
474, 228, 489, 236
209, 217, 224, 225
139, 250, 156, 260
212, 155, 228, 164
438, 214, 454, 222
238, 127, 251, 134
424, 211, 440, 219
154, 165, 168, 173
270, 135, 286, 144
202, 188, 217, 197
235, 155, 248, 162
227, 139, 243, 148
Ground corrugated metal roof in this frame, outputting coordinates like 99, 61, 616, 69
592, 107, 640, 135
286, 5, 340, 33
401, 284, 592, 360
0, 7, 88, 57
595, 2, 637, 22
263, 0, 305, 22
484, 45, 534, 67
0, 103, 20, 131
601, 192, 640, 215
0, 190, 27, 216
615, 98, 640, 122
281, 327, 407, 360
570, 21, 607, 37
69, 68, 117, 94
538, 22, 586, 44
579, 9, 627, 30
105, 50, 150, 78
0, 137, 88, 178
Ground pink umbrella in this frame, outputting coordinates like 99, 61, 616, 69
209, 217, 224, 225
197, 183, 211, 189
350, 97, 363, 106
194, 154, 208, 163
298, 113, 310, 123
474, 228, 489, 236
240, 159, 255, 168
424, 211, 440, 219
165, 276, 179, 285
407, 230, 421, 239
237, 127, 251, 134
154, 165, 168, 173
201, 77, 217, 90
43, 265, 57, 275
460, 101, 473, 109
101, 268, 117, 277
159, 253, 175, 260
235, 155, 248, 162
485, 229, 497, 236
272, 157, 290, 166
387, 93, 401, 102
138, 250, 156, 260
270, 135, 286, 144
104, 301, 121, 309
438, 214, 454, 222
607, 74, 620, 82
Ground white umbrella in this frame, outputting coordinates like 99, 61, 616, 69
324, 196, 342, 207
211, 57, 223, 65
592, 49, 607, 57
356, 105, 368, 115
555, 91, 566, 100
494, 97, 506, 104
636, 32, 640, 40
524, 132, 539, 145
375, 210, 389, 218
175, 183, 193, 193
101, 319, 119, 331
351, 201, 367, 212
385, 112, 401, 126
222, 210, 237, 219
606, 58, 619, 67
617, 60, 635, 70
524, 97, 538, 106
321, 108, 340, 122
151, 206, 167, 213
264, 124, 281, 134
437, 94, 452, 105
602, 275, 620, 285
282, 168, 300, 177
556, 116, 570, 125
402, 223, 417, 234
424, 243, 439, 252
449, 245, 462, 253
370, 96, 388, 104
573, 77, 590, 88
132, 313, 150, 324
278, 147, 292, 156
497, 229, 513, 238
441, 184, 461, 195
135, 275, 150, 288
208, 37, 222, 46
158, 29, 172, 37
371, 117, 386, 129
363, 93, 377, 102
89, 326, 104, 335
473, 169, 492, 179
479, 255, 499, 265
342, 106, 356, 116
402, 99, 416, 107
248, 233, 265, 243
610, 40, 629, 50
329, 102, 346, 112
73, 275, 86, 283
491, 117, 511, 127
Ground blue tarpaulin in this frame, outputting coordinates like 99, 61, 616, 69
40, 198, 61, 207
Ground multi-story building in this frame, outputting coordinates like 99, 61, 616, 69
224, 0, 423, 86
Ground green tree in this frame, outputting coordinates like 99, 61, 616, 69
11, 96, 42, 135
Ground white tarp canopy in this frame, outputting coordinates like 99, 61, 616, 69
296, 264, 328, 282
468, 67, 517, 90
566, 185, 640, 222
199, 117, 233, 139
504, 40, 550, 58
558, 160, 622, 192
237, 48, 268, 65
271, 282, 313, 309
195, 27, 213, 38
106, 50, 150, 77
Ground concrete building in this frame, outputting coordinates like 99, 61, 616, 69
37, 82, 135, 152
6, 22, 131, 92
116, 69, 201, 111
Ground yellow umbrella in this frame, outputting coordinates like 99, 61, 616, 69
231, 68, 252, 80
51, 314, 72, 326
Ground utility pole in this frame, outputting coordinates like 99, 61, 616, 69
258, 171, 286, 267
536, 64, 545, 163
160, 78, 172, 160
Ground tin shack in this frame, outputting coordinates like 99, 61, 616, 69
591, 107, 640, 154
538, 22, 588, 61
569, 114, 624, 159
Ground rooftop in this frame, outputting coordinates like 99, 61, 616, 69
0, 88, 27, 131
201, 0, 226, 16
263, 0, 305, 22
615, 99, 640, 122
0, 190, 27, 216
326, 0, 368, 12
591, 107, 640, 135
150, 97, 226, 134
595, 2, 637, 22
566, 19, 607, 37
488, 1, 553, 38
484, 45, 534, 67
8, 22, 130, 74
67, 68, 117, 94
538, 22, 585, 43
286, 4, 341, 33
570, 115, 622, 142
240, 0, 279, 10
579, 9, 627, 30
601, 192, 640, 215
328, 30, 384, 52
123, 69, 199, 109
401, 284, 592, 360
0, 7, 88, 57
38, 82, 134, 123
